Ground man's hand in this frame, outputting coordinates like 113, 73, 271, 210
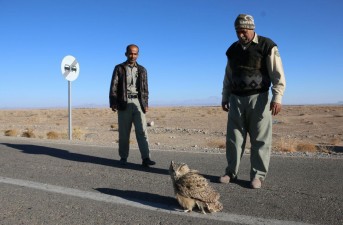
145, 106, 148, 113
111, 105, 117, 112
221, 101, 229, 112
270, 102, 282, 116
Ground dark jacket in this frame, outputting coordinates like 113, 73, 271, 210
109, 61, 149, 113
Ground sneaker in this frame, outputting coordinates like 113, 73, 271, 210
219, 174, 237, 184
219, 175, 231, 184
142, 158, 156, 167
119, 158, 127, 165
250, 178, 262, 189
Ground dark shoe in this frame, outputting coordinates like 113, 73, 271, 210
119, 158, 127, 165
142, 158, 156, 167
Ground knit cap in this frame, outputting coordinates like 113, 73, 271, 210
234, 14, 255, 30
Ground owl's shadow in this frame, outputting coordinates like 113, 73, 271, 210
95, 188, 179, 210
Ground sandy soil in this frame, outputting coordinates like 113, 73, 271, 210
0, 105, 342, 155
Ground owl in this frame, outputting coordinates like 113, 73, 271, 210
169, 161, 223, 214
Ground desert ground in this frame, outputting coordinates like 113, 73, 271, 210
0, 105, 342, 156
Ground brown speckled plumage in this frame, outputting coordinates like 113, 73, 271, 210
169, 161, 223, 214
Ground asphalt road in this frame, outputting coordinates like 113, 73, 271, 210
0, 137, 342, 225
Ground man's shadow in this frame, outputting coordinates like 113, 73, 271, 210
1, 142, 251, 188
95, 188, 179, 211
332, 146, 343, 153
1, 143, 168, 175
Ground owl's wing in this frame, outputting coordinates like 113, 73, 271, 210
176, 172, 220, 203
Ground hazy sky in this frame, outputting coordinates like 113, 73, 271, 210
1, 0, 342, 108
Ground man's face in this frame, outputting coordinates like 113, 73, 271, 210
236, 28, 255, 45
125, 46, 139, 64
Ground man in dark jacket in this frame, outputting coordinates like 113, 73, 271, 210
109, 44, 155, 167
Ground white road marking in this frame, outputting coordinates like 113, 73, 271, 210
0, 176, 312, 225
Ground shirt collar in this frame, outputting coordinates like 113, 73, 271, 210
125, 61, 137, 68
252, 33, 258, 44
237, 32, 258, 49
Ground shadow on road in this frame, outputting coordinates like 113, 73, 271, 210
1, 142, 251, 188
231, 179, 251, 188
317, 144, 343, 153
207, 175, 251, 188
95, 188, 179, 211
332, 146, 343, 153
1, 143, 169, 175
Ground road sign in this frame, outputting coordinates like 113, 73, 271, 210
61, 55, 79, 81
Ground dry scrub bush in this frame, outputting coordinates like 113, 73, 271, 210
274, 137, 297, 152
317, 144, 334, 153
113, 139, 133, 144
296, 143, 317, 152
60, 132, 68, 139
110, 123, 118, 131
72, 128, 83, 140
60, 128, 83, 140
329, 138, 341, 146
47, 131, 60, 139
275, 138, 336, 153
22, 129, 36, 138
206, 139, 226, 149
206, 109, 214, 115
4, 129, 18, 137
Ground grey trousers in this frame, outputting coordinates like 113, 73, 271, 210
225, 92, 272, 180
118, 98, 150, 160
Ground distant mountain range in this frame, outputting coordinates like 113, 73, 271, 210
1, 98, 342, 110
75, 99, 343, 108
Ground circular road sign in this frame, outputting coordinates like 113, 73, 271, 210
61, 55, 80, 81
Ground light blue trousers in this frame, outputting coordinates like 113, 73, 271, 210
225, 92, 272, 180
118, 98, 150, 160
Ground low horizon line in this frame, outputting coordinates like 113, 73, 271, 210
1, 102, 342, 110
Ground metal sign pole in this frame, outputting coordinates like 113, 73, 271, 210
68, 80, 72, 140
61, 55, 79, 141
